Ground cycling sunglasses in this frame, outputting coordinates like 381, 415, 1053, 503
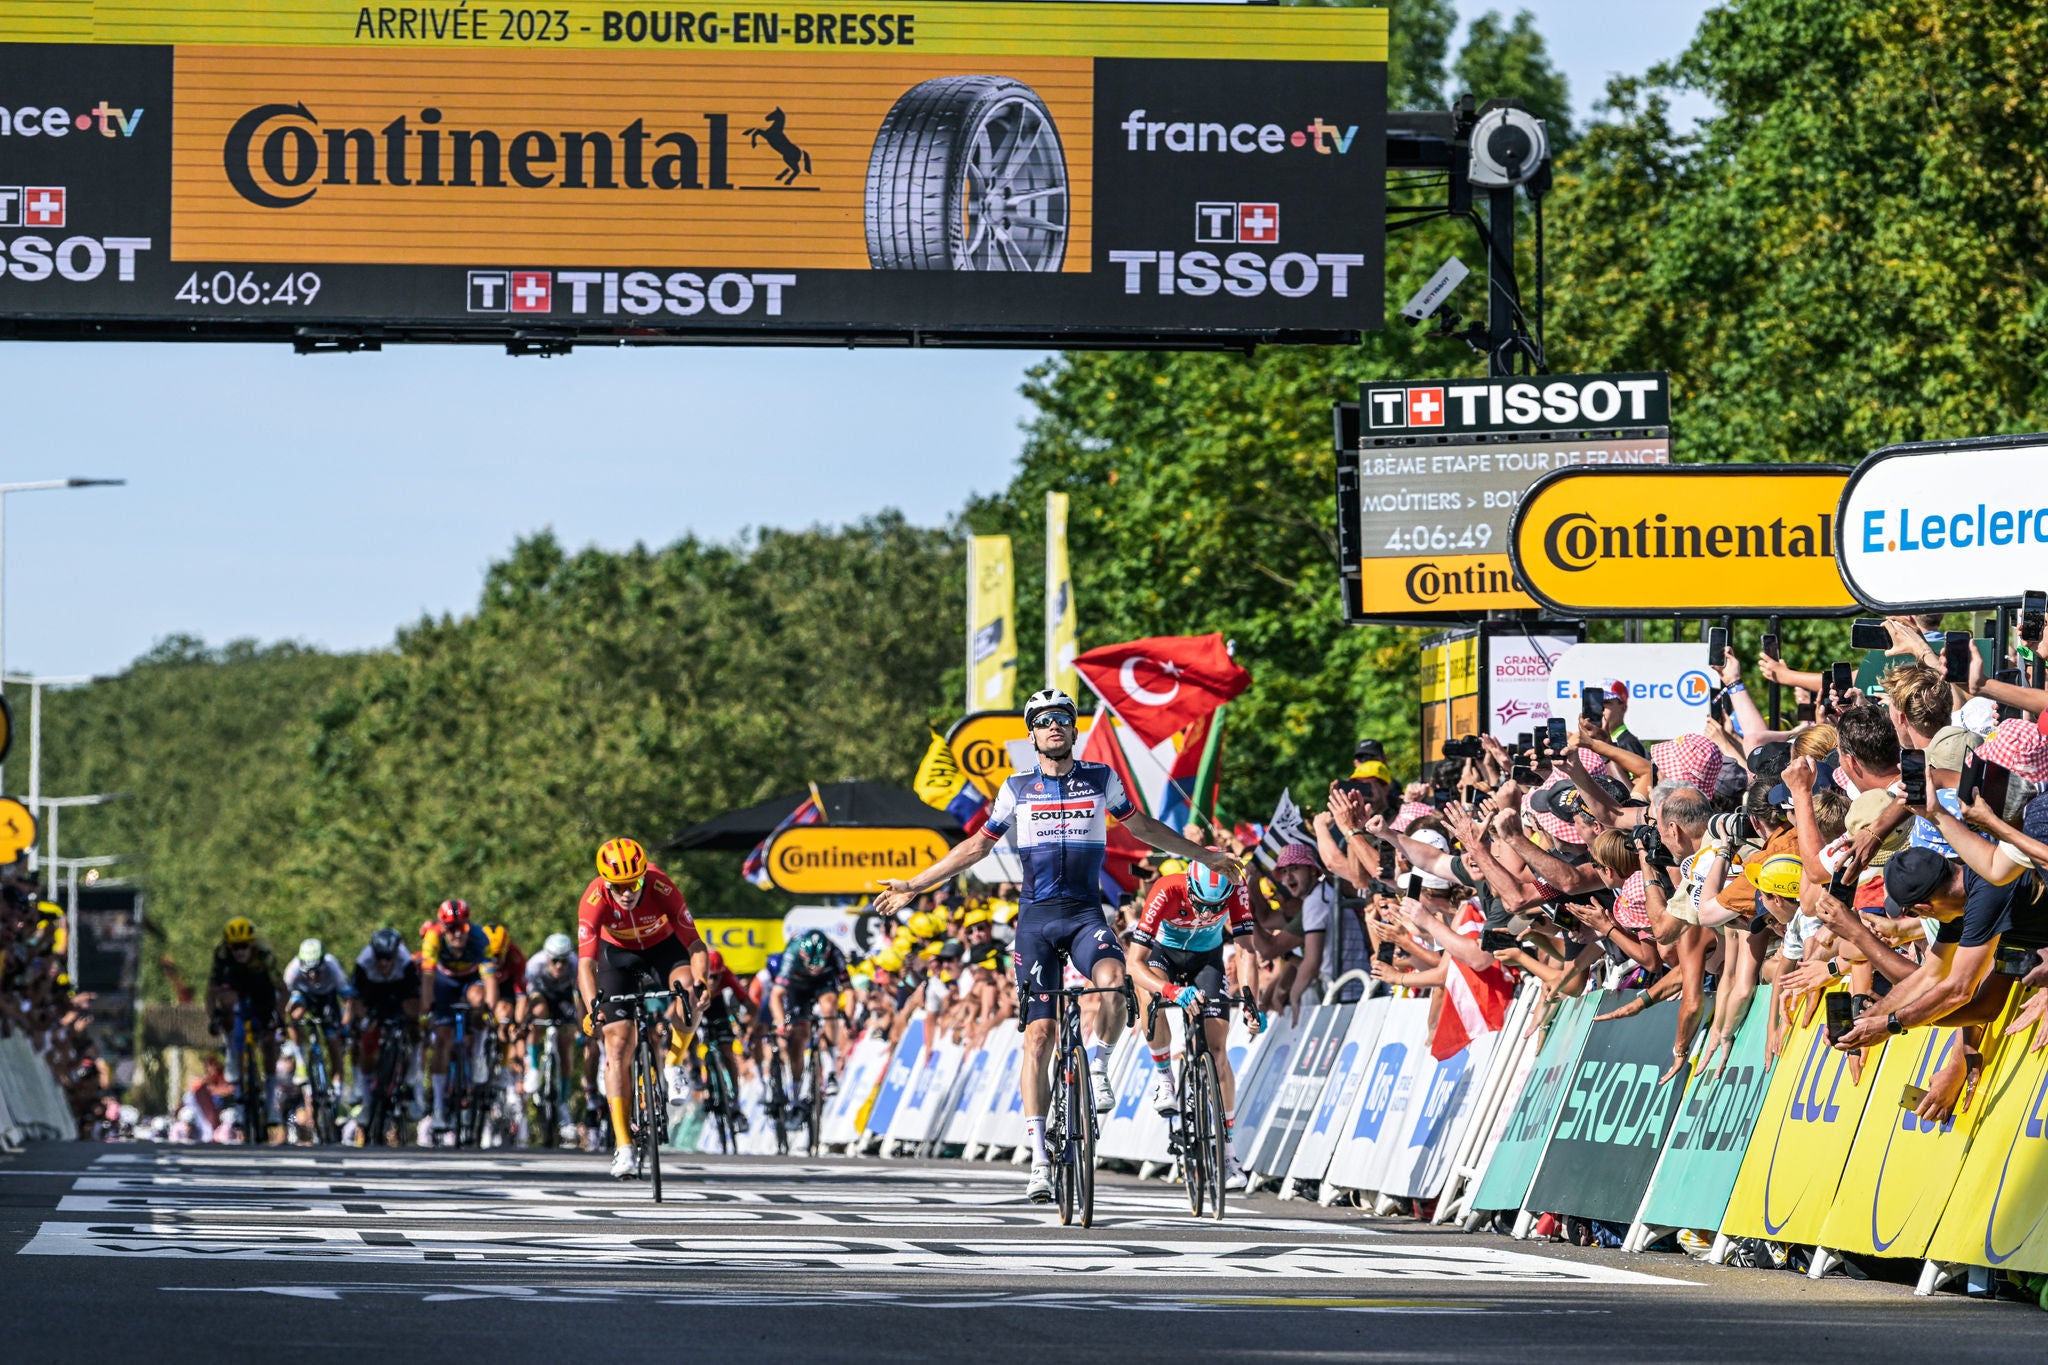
609, 877, 645, 895
1030, 712, 1077, 730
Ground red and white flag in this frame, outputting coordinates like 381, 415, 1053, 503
1073, 633, 1250, 749
1432, 953, 1513, 1061
1080, 713, 1154, 894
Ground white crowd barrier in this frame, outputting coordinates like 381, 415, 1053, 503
0, 1030, 78, 1144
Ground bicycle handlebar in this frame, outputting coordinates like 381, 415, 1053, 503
595, 988, 696, 1027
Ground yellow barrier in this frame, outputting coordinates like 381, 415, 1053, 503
1926, 989, 2048, 1274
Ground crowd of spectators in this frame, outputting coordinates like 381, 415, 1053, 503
829, 607, 2047, 1257
0, 864, 115, 1136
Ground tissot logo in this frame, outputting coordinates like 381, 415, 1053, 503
222, 103, 755, 208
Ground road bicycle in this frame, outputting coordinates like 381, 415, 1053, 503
531, 1017, 569, 1149
445, 1004, 490, 1148
767, 1011, 831, 1157
222, 999, 272, 1147
1043, 979, 1136, 1228
360, 1010, 416, 1147
697, 1020, 743, 1155
599, 987, 694, 1202
294, 1002, 345, 1145
1151, 986, 1260, 1221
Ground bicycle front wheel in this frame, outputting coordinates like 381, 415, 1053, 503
768, 1054, 790, 1156
639, 1038, 665, 1202
806, 1040, 825, 1157
1181, 1059, 1207, 1218
1072, 1043, 1096, 1228
1195, 1051, 1227, 1221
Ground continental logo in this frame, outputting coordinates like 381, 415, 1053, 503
772, 844, 931, 873
223, 103, 753, 208
1542, 512, 1837, 574
1403, 559, 1525, 605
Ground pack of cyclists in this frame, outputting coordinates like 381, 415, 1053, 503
195, 729, 1251, 1200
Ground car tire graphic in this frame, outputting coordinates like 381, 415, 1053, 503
865, 76, 1069, 272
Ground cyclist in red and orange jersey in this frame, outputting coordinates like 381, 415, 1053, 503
576, 836, 707, 1178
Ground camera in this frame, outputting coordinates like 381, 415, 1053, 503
1627, 822, 1676, 870
1400, 257, 1470, 327
1441, 736, 1483, 760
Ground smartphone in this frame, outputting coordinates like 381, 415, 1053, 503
1550, 907, 1581, 932
1512, 764, 1540, 786
1959, 754, 2011, 816
2022, 590, 2046, 646
1405, 873, 1423, 900
1796, 699, 1816, 724
1375, 941, 1396, 965
1830, 662, 1855, 698
1707, 626, 1728, 668
1943, 630, 1973, 684
1850, 618, 1888, 651
1899, 1083, 1928, 1111
1478, 929, 1517, 954
1900, 748, 1927, 806
1581, 685, 1606, 722
1825, 862, 1857, 906
1516, 730, 1534, 756
1760, 632, 1781, 661
1824, 991, 1855, 1044
1546, 717, 1568, 750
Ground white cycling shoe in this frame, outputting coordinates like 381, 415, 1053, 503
1148, 1070, 1177, 1116
1090, 1059, 1114, 1113
1026, 1163, 1055, 1204
520, 1069, 542, 1097
1224, 1151, 1250, 1191
609, 1145, 639, 1180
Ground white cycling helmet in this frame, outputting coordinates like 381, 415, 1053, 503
543, 932, 575, 959
297, 938, 324, 966
1024, 688, 1078, 727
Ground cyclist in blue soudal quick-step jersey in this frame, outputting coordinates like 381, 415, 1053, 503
874, 688, 1241, 1205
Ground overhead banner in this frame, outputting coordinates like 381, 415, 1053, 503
1520, 992, 1691, 1225
1342, 372, 1671, 619
1046, 492, 1079, 697
1542, 642, 1713, 743
1837, 434, 2048, 611
763, 825, 951, 895
0, 3, 1387, 346
1508, 465, 1857, 616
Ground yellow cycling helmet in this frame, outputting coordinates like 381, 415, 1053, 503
223, 917, 256, 945
1748, 853, 1804, 900
595, 837, 648, 884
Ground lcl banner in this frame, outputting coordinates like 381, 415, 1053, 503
1837, 433, 2048, 611
0, 2, 1387, 346
1508, 464, 1857, 617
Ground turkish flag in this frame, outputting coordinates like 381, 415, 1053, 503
1073, 633, 1250, 749
1080, 712, 1154, 883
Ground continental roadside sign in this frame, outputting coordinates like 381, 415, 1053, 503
1508, 464, 1856, 617
765, 825, 952, 895
0, 2, 1388, 347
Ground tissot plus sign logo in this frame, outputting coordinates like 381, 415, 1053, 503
468, 270, 553, 313
1195, 202, 1279, 245
1121, 111, 1359, 155
467, 267, 796, 317
0, 187, 66, 229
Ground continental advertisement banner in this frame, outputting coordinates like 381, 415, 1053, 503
764, 824, 951, 895
1508, 464, 1858, 617
0, 2, 1387, 344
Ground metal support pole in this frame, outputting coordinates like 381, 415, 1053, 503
1486, 184, 1517, 377
1767, 614, 1783, 730
66, 861, 79, 986
27, 679, 39, 863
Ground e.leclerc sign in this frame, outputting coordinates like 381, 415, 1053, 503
1509, 464, 1856, 616
1837, 434, 2048, 611
765, 826, 952, 896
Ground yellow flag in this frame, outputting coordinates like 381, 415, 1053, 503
912, 730, 970, 811
966, 534, 1016, 712
1046, 492, 1079, 696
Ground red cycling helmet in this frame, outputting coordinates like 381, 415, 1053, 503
436, 898, 471, 927
704, 949, 725, 975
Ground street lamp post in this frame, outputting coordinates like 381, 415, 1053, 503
0, 478, 124, 793
40, 792, 127, 900
4, 673, 99, 866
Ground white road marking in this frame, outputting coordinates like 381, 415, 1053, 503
20, 1220, 1683, 1282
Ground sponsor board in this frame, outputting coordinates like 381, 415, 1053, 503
1720, 992, 1880, 1246
1480, 624, 1579, 740
1321, 998, 1433, 1193
1246, 1001, 1354, 1178
1924, 994, 2048, 1274
0, 3, 1388, 344
1468, 995, 1596, 1212
1285, 997, 1388, 1185
1381, 1031, 1498, 1201
764, 826, 951, 895
1539, 642, 1713, 743
945, 710, 1095, 789
1633, 993, 1774, 1234
692, 917, 786, 975
1509, 464, 1855, 616
1343, 372, 1671, 619
1520, 993, 1691, 1225
1837, 434, 2048, 611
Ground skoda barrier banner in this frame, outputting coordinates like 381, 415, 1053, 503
1469, 994, 1595, 1212
1521, 992, 1690, 1225
0, 3, 1386, 346
1722, 992, 1880, 1246
1633, 992, 1774, 1234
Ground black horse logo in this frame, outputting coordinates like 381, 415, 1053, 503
745, 108, 812, 184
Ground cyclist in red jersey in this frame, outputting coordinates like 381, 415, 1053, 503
577, 836, 707, 1178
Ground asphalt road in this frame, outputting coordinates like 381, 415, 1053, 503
4, 1142, 2045, 1362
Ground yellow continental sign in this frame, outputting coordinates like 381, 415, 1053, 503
945, 709, 1093, 788
0, 797, 35, 862
5, 1, 1388, 60
173, 48, 1093, 268
1509, 465, 1856, 616
765, 825, 950, 894
693, 916, 785, 975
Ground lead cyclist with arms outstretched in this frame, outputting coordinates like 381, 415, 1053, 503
874, 688, 1241, 1204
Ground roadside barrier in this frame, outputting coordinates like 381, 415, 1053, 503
0, 1030, 79, 1144
762, 976, 2048, 1297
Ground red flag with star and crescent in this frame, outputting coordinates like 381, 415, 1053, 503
1072, 633, 1250, 750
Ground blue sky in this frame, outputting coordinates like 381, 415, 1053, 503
2, 1, 1719, 679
